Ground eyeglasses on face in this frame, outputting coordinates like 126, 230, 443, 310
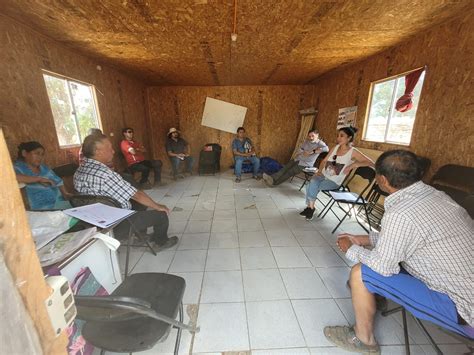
126, 130, 134, 133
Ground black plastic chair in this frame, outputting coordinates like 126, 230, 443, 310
52, 163, 79, 178
199, 143, 222, 175
75, 272, 199, 355
70, 195, 157, 277
319, 166, 376, 233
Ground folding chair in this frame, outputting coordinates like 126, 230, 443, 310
70, 195, 157, 277
357, 183, 389, 231
75, 272, 199, 355
291, 152, 328, 191
382, 305, 474, 355
319, 166, 376, 233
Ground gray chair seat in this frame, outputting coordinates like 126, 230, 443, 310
79, 273, 186, 353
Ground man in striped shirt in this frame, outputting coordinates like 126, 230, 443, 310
74, 134, 178, 249
324, 150, 473, 355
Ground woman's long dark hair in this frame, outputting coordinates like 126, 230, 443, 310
17, 141, 44, 160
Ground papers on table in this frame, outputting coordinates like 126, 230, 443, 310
303, 167, 317, 172
63, 203, 136, 228
329, 191, 361, 202
38, 227, 97, 266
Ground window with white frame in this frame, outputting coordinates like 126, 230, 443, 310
42, 72, 101, 147
364, 69, 426, 145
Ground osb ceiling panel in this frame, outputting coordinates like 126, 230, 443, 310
1, 0, 472, 85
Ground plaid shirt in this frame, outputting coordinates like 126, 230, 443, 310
74, 158, 137, 209
347, 181, 474, 326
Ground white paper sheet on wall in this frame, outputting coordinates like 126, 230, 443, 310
201, 97, 248, 134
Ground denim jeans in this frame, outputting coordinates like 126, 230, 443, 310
305, 174, 339, 205
234, 155, 260, 177
170, 156, 194, 176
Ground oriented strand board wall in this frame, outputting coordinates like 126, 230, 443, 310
312, 10, 474, 179
0, 129, 68, 354
0, 14, 149, 168
147, 86, 315, 171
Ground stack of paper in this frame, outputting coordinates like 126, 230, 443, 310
63, 203, 136, 228
38, 227, 97, 266
329, 191, 361, 202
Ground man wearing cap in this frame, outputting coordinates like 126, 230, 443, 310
166, 128, 194, 179
120, 127, 163, 189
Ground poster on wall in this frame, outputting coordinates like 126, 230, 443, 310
337, 106, 358, 129
201, 97, 248, 134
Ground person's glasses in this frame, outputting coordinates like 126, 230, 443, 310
332, 155, 337, 166
126, 130, 133, 133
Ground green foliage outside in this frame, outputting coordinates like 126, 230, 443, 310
43, 75, 99, 147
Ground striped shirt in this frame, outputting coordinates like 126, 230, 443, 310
346, 181, 474, 326
74, 158, 137, 209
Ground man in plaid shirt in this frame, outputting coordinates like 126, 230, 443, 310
324, 150, 473, 355
74, 134, 178, 249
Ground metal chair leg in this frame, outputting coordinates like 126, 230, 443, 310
413, 317, 443, 355
331, 208, 350, 233
124, 227, 132, 278
173, 302, 184, 355
401, 308, 411, 355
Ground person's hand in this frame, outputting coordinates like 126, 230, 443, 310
36, 177, 54, 186
156, 204, 170, 215
337, 233, 369, 246
336, 236, 353, 253
343, 164, 355, 175
302, 150, 312, 157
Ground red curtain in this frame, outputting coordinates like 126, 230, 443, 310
395, 68, 424, 112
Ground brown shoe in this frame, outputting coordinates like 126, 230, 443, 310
324, 325, 380, 354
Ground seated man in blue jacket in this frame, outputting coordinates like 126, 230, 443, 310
232, 127, 261, 183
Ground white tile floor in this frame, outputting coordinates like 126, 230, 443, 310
113, 170, 468, 355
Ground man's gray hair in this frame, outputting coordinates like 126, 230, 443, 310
82, 134, 107, 158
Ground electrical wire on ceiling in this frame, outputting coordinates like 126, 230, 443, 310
231, 0, 237, 41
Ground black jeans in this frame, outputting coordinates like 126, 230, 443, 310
114, 209, 169, 245
129, 160, 162, 184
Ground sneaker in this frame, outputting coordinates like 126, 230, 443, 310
299, 207, 311, 217
155, 236, 178, 250
305, 208, 316, 221
262, 173, 274, 185
235, 177, 241, 183
324, 325, 380, 355
253, 175, 262, 181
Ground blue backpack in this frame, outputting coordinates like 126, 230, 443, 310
260, 157, 283, 175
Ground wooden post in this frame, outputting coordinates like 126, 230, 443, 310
0, 129, 68, 354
